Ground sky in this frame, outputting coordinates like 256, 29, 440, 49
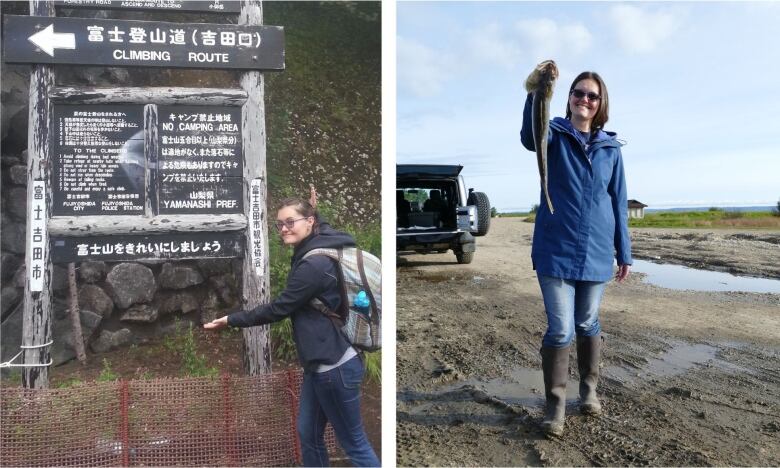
397, 2, 780, 212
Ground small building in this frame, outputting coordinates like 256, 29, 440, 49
628, 199, 648, 219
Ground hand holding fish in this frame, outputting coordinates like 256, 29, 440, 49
525, 60, 559, 214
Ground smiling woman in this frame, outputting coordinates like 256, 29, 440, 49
520, 64, 631, 437
203, 196, 380, 467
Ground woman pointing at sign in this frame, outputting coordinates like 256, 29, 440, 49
204, 189, 380, 467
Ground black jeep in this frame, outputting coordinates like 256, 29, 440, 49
396, 164, 490, 264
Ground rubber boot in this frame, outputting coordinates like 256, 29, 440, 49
540, 345, 570, 437
577, 334, 602, 416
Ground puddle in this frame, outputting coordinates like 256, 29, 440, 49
401, 340, 757, 413
604, 341, 718, 384
631, 259, 780, 293
440, 368, 579, 407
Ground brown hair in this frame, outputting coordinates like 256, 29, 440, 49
565, 71, 609, 131
277, 197, 319, 233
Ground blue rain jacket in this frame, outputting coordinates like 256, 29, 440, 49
521, 93, 632, 282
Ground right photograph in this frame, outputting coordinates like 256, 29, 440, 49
395, 2, 780, 467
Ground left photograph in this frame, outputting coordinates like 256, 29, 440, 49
0, 1, 381, 466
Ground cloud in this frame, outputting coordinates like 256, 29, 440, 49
397, 36, 456, 97
514, 18, 593, 61
608, 4, 683, 53
399, 19, 593, 97
465, 23, 522, 68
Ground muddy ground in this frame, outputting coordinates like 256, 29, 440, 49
396, 217, 780, 466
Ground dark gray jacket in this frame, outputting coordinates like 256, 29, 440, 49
227, 219, 355, 372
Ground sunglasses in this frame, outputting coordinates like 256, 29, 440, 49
570, 89, 602, 102
274, 217, 310, 231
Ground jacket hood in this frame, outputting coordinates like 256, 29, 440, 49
291, 215, 356, 266
550, 117, 622, 148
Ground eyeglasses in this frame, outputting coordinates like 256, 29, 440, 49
570, 89, 602, 102
274, 217, 310, 231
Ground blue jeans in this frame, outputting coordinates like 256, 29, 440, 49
537, 274, 607, 348
298, 355, 380, 467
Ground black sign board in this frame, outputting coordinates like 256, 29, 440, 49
51, 231, 244, 263
54, 0, 241, 13
52, 104, 146, 216
2, 15, 284, 70
157, 105, 243, 214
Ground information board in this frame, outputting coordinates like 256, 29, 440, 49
51, 105, 146, 216
157, 105, 243, 214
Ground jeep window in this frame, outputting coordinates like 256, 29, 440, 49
396, 181, 458, 231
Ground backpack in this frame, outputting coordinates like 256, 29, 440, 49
303, 247, 382, 352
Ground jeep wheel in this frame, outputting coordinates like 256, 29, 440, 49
468, 191, 491, 236
455, 251, 474, 264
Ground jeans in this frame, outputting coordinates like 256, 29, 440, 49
298, 355, 380, 467
537, 274, 607, 348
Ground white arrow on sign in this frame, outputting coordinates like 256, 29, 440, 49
28, 24, 76, 57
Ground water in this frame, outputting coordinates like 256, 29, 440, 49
631, 259, 780, 294
603, 342, 718, 383
439, 368, 579, 406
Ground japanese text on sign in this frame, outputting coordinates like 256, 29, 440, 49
76, 239, 221, 257
3, 15, 285, 70
51, 232, 244, 263
157, 105, 242, 214
28, 181, 47, 292
51, 104, 145, 216
249, 178, 264, 276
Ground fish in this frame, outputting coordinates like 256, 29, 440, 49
525, 60, 559, 214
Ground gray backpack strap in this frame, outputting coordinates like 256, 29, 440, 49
303, 248, 349, 319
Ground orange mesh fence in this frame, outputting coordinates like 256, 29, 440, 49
1, 369, 337, 467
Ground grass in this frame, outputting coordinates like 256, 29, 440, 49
501, 209, 780, 229
1, 370, 23, 386
55, 377, 84, 388
163, 322, 220, 378
629, 210, 780, 229
363, 351, 381, 384
97, 358, 119, 382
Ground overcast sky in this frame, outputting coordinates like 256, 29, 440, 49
397, 2, 780, 212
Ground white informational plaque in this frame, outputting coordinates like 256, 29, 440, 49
28, 181, 47, 292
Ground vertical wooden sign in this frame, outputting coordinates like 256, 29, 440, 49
239, 0, 272, 375
21, 0, 55, 389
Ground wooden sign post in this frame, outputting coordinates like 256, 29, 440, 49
7, 0, 283, 386
239, 1, 272, 375
21, 0, 55, 389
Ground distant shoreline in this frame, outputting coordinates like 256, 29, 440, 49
500, 205, 775, 215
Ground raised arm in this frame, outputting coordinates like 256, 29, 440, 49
520, 93, 536, 151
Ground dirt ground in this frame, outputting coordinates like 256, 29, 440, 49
396, 217, 780, 466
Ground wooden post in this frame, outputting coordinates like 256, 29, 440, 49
21, 0, 54, 388
67, 263, 86, 363
239, 0, 272, 375
144, 104, 159, 217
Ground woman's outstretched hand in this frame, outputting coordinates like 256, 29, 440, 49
203, 316, 229, 330
615, 264, 631, 283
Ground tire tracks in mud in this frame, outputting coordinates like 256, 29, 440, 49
396, 218, 780, 466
